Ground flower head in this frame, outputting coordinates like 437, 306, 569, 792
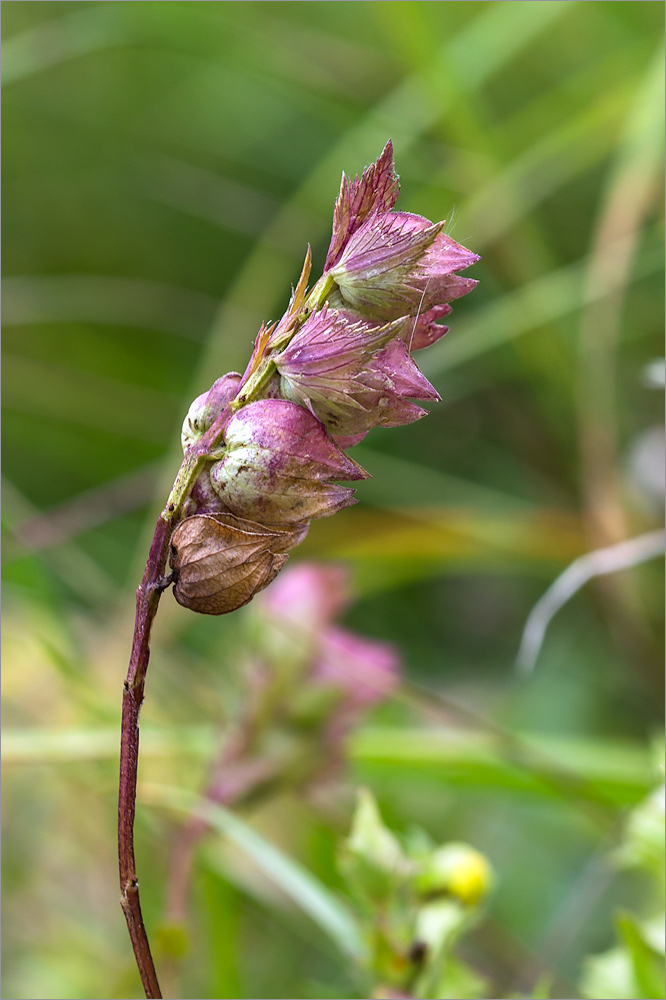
173, 141, 478, 616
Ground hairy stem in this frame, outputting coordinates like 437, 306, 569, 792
118, 411, 231, 998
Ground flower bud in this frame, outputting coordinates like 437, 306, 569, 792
340, 789, 408, 901
275, 307, 438, 437
327, 211, 479, 323
181, 372, 242, 452
169, 512, 305, 615
188, 467, 228, 515
415, 843, 494, 906
209, 399, 368, 526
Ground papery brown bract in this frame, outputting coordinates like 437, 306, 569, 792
210, 511, 309, 553
170, 513, 304, 615
210, 399, 369, 526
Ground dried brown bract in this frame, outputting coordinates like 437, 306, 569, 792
170, 513, 307, 615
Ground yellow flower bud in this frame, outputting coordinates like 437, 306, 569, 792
415, 842, 493, 906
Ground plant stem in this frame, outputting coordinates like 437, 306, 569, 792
119, 518, 168, 999
118, 411, 230, 999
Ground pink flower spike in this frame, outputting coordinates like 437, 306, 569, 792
210, 399, 369, 526
325, 140, 400, 271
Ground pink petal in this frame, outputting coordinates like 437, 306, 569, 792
416, 274, 479, 310
401, 304, 451, 351
422, 229, 481, 273
333, 431, 368, 449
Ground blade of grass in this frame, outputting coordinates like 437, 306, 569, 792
2, 275, 218, 341
3, 725, 653, 806
576, 45, 665, 546
141, 783, 366, 963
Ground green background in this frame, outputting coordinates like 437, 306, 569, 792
2, 3, 664, 998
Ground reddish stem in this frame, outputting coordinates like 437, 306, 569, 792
118, 412, 231, 999
118, 515, 170, 999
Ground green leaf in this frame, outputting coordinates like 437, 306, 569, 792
616, 910, 666, 1000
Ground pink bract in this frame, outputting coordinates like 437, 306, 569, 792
210, 399, 369, 526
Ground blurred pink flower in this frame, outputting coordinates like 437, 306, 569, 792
314, 625, 400, 708
261, 562, 351, 632
257, 562, 400, 714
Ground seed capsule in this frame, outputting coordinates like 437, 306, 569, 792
181, 372, 242, 452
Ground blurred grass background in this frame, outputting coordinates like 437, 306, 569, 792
2, 2, 664, 998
